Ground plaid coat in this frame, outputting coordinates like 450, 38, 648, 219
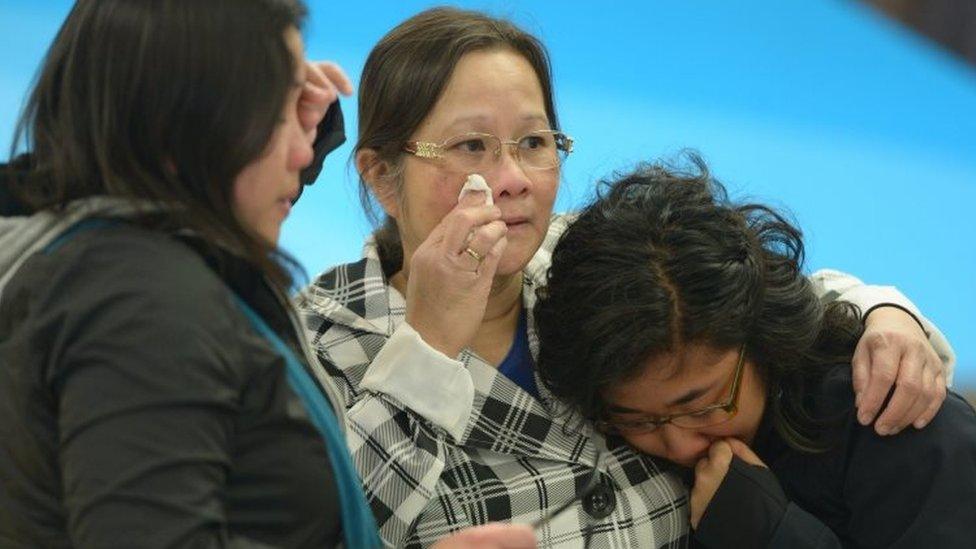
297, 213, 952, 548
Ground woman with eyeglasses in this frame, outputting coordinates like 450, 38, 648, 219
297, 6, 957, 547
533, 155, 976, 547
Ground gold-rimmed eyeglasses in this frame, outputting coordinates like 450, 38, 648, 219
403, 130, 574, 173
595, 345, 748, 435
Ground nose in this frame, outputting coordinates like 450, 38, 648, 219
659, 424, 711, 466
485, 145, 531, 200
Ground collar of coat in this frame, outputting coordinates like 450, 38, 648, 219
296, 213, 606, 464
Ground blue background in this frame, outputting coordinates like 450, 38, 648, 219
2, 0, 973, 387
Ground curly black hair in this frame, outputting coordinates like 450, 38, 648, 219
534, 153, 863, 452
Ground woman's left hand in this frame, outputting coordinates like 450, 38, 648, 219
690, 439, 768, 530
298, 60, 353, 141
853, 306, 947, 436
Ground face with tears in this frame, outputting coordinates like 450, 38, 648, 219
371, 48, 562, 277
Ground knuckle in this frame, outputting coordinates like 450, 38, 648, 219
864, 331, 887, 347
896, 378, 922, 395
908, 341, 927, 358
874, 369, 897, 385
456, 209, 476, 226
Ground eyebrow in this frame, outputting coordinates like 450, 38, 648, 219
666, 381, 720, 407
445, 113, 551, 132
605, 379, 721, 415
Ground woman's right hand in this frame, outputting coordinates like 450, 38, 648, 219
431, 523, 536, 548
404, 190, 507, 358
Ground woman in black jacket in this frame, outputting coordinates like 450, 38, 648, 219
0, 1, 532, 548
534, 155, 976, 548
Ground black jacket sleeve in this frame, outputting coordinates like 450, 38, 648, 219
40, 231, 274, 548
693, 457, 840, 549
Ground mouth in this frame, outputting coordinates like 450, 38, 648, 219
502, 216, 530, 229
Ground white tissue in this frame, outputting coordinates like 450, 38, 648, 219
457, 173, 493, 206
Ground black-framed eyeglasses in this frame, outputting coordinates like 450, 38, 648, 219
403, 130, 574, 174
595, 345, 748, 435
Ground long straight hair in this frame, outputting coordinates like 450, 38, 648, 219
8, 0, 307, 289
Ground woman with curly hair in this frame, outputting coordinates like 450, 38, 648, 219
534, 155, 976, 547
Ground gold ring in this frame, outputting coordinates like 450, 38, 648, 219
464, 247, 484, 263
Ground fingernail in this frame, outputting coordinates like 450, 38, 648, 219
877, 424, 890, 436
914, 420, 928, 429
857, 411, 870, 425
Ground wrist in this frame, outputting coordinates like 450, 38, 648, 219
863, 303, 928, 337
405, 317, 462, 359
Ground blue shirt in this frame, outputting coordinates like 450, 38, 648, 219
497, 309, 540, 399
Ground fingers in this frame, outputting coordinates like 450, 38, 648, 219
460, 221, 507, 271
315, 61, 354, 96
723, 438, 767, 468
473, 234, 508, 279
872, 342, 925, 435
854, 332, 897, 427
690, 441, 733, 530
914, 367, 947, 429
902, 365, 936, 429
878, 345, 947, 433
857, 306, 950, 434
298, 60, 350, 138
442, 199, 503, 255
851, 335, 871, 407
695, 440, 733, 478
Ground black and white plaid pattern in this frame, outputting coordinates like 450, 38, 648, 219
295, 212, 931, 548
298, 214, 690, 548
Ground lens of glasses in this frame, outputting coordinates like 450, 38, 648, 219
670, 407, 735, 429
600, 407, 735, 434
516, 131, 562, 169
442, 131, 567, 172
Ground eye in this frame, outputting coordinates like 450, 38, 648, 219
451, 138, 488, 154
519, 134, 549, 150
685, 408, 717, 418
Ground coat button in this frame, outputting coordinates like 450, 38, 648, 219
582, 482, 616, 519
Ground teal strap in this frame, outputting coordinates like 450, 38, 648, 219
43, 218, 116, 254
232, 296, 381, 549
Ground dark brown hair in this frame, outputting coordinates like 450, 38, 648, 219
9, 0, 307, 290
355, 6, 560, 275
534, 154, 864, 452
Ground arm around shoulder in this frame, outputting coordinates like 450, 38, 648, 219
808, 268, 956, 377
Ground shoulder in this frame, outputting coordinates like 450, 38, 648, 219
819, 363, 976, 492
524, 212, 577, 285
302, 257, 372, 303
13, 223, 257, 380
542, 212, 577, 252
835, 377, 976, 546
35, 223, 233, 320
